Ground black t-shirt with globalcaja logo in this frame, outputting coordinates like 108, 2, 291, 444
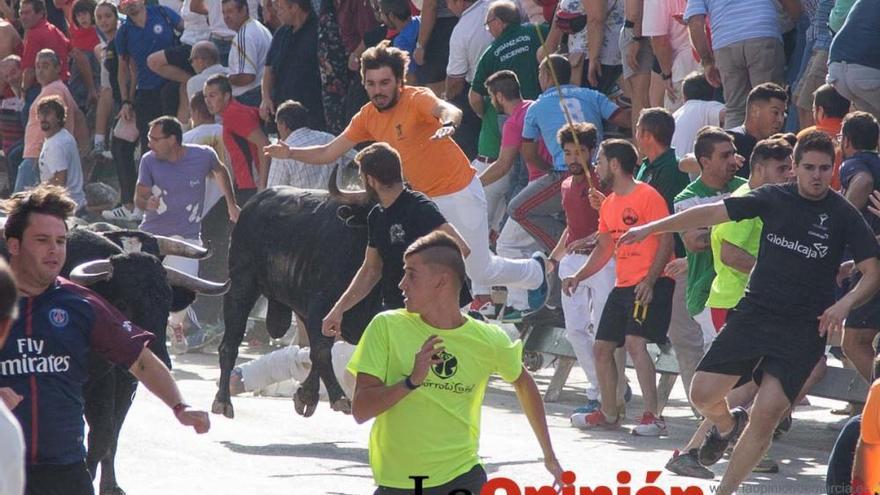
724, 182, 880, 321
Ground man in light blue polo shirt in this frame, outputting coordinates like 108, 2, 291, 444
511, 54, 627, 253
684, 0, 800, 128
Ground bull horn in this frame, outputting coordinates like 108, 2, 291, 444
328, 164, 370, 206
164, 266, 230, 295
154, 236, 210, 259
69, 259, 113, 286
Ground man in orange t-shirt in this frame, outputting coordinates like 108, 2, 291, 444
264, 40, 547, 302
562, 139, 674, 435
796, 83, 849, 190
853, 375, 880, 495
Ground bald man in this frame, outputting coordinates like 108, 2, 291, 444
186, 40, 229, 103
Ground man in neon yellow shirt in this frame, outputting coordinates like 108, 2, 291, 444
665, 137, 794, 479
348, 231, 564, 493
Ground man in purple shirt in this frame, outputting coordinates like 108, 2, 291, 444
136, 116, 240, 352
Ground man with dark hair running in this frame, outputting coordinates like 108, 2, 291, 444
620, 131, 880, 495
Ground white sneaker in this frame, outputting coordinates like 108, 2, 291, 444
102, 205, 142, 221
632, 411, 667, 436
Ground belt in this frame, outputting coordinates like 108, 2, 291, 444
571, 248, 592, 255
475, 155, 493, 163
210, 34, 234, 42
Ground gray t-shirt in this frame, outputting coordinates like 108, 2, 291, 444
138, 144, 217, 239
39, 128, 85, 208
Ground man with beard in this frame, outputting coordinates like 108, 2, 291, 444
36, 95, 85, 208
618, 131, 880, 495
0, 185, 211, 494
347, 231, 564, 493
561, 139, 675, 435
322, 142, 470, 336
265, 41, 550, 315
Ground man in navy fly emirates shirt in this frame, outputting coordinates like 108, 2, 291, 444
0, 185, 211, 495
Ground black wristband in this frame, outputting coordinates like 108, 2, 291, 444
661, 72, 672, 80
442, 121, 457, 129
632, 35, 647, 41
404, 375, 420, 390
624, 19, 635, 28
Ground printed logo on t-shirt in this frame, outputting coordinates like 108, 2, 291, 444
766, 233, 828, 259
122, 321, 134, 333
152, 23, 164, 35
389, 224, 406, 245
395, 124, 404, 141
431, 351, 458, 379
48, 308, 69, 328
622, 207, 639, 226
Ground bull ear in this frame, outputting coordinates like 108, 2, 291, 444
328, 163, 370, 206
69, 259, 113, 286
164, 266, 230, 295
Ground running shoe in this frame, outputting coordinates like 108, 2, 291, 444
752, 454, 779, 473
102, 205, 143, 222
665, 449, 715, 479
632, 411, 667, 436
699, 406, 749, 466
573, 399, 601, 414
773, 413, 792, 439
469, 295, 497, 319
527, 252, 549, 310
570, 410, 621, 430
499, 306, 525, 323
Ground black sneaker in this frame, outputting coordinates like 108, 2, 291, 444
773, 413, 792, 440
752, 454, 779, 473
665, 449, 715, 479
699, 406, 749, 466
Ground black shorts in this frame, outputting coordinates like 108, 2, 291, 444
164, 43, 194, 74
420, 16, 458, 84
375, 464, 486, 494
845, 275, 880, 329
697, 300, 826, 404
595, 277, 674, 346
27, 461, 93, 495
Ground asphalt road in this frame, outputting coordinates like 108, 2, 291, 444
105, 348, 845, 495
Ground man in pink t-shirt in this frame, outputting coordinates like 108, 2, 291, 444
15, 49, 85, 193
477, 69, 549, 319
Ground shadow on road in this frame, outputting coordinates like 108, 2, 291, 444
219, 440, 369, 464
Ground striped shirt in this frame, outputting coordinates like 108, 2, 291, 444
267, 128, 356, 190
684, 0, 781, 51
228, 17, 272, 97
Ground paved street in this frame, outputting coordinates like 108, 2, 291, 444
106, 347, 845, 495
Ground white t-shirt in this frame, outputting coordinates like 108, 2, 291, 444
446, 0, 493, 83
672, 99, 726, 156
641, 0, 699, 106
228, 18, 272, 96
207, 0, 260, 38
187, 64, 230, 103
180, 0, 211, 45
39, 129, 85, 207
0, 401, 24, 495
183, 122, 228, 212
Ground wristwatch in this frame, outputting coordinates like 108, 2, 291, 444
404, 375, 421, 390
172, 402, 190, 416
661, 72, 673, 80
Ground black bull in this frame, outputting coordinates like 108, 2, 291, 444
213, 185, 382, 418
61, 228, 228, 495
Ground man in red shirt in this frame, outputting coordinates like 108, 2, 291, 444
19, 0, 70, 94
203, 73, 270, 197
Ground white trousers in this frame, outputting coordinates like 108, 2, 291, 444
559, 253, 616, 400
470, 158, 510, 234
239, 342, 357, 399
496, 219, 540, 310
433, 176, 543, 295
163, 236, 201, 328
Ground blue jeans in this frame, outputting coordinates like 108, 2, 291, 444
14, 158, 38, 192
827, 414, 861, 495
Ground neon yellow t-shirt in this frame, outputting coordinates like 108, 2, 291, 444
346, 309, 524, 489
705, 183, 762, 309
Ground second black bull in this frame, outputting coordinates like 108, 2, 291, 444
213, 182, 383, 419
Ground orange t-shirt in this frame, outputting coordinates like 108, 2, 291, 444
342, 86, 475, 197
598, 181, 671, 287
854, 379, 880, 495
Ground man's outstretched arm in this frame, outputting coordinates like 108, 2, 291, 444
129, 348, 210, 433
619, 201, 730, 245
264, 134, 356, 165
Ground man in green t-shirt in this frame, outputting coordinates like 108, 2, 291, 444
348, 231, 564, 494
665, 137, 794, 479
468, 0, 547, 197
673, 127, 747, 341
